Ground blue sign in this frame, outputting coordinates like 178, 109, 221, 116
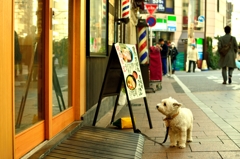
167, 26, 176, 31
146, 16, 156, 27
151, 0, 166, 12
198, 15, 205, 22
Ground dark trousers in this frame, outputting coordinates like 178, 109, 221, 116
161, 58, 167, 75
188, 60, 196, 72
222, 67, 234, 82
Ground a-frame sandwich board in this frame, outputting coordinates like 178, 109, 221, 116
92, 43, 152, 132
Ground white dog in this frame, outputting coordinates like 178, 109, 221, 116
156, 97, 193, 148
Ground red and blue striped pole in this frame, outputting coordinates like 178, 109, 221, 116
102, 0, 106, 15
138, 27, 148, 64
121, 0, 130, 18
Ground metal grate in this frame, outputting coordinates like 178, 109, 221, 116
44, 126, 145, 159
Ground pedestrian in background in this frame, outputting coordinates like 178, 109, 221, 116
158, 38, 169, 76
218, 26, 238, 84
169, 42, 179, 74
237, 46, 240, 70
14, 31, 22, 77
149, 44, 162, 81
187, 44, 198, 73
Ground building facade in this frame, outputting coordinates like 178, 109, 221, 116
139, 0, 228, 53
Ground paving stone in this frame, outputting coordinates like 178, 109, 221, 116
232, 139, 240, 144
190, 140, 239, 151
218, 135, 231, 140
227, 134, 240, 140
219, 151, 240, 159
167, 152, 222, 159
204, 130, 227, 136
193, 136, 221, 143
143, 145, 192, 153
142, 152, 167, 159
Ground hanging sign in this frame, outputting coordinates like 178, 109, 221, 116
150, 0, 166, 12
114, 43, 146, 100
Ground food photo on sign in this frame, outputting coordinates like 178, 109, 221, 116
114, 43, 146, 100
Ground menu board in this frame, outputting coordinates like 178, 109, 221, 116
114, 43, 146, 100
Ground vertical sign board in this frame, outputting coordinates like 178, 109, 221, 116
167, 15, 177, 31
197, 38, 203, 60
114, 43, 146, 100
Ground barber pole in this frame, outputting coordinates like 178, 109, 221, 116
138, 27, 148, 64
102, 0, 106, 15
121, 0, 130, 18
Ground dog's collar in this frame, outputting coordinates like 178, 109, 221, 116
163, 111, 179, 121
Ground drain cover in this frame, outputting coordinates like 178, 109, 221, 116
45, 126, 145, 159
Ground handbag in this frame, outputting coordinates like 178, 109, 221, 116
219, 37, 232, 57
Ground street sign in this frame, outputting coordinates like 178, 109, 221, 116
146, 16, 156, 27
198, 15, 205, 22
145, 4, 158, 15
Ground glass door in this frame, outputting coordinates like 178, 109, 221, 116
14, 0, 46, 158
51, 0, 74, 137
14, 0, 74, 157
52, 0, 72, 116
14, 0, 45, 134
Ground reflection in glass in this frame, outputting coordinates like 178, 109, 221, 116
52, 0, 71, 116
14, 0, 44, 133
89, 0, 107, 54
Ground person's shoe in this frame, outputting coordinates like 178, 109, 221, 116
172, 70, 175, 74
222, 82, 227, 84
228, 76, 232, 84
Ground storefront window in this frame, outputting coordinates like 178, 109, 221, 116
52, 0, 72, 116
148, 31, 172, 46
87, 0, 108, 56
14, 0, 45, 133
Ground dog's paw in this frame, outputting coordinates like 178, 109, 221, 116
178, 143, 186, 148
178, 145, 186, 149
170, 144, 177, 147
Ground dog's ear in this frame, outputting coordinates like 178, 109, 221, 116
173, 102, 182, 107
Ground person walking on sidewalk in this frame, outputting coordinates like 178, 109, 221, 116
169, 42, 179, 74
158, 38, 169, 76
218, 26, 238, 84
187, 44, 198, 73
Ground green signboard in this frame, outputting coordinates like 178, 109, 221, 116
151, 15, 176, 32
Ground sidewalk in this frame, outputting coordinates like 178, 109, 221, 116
27, 72, 240, 159
108, 75, 240, 159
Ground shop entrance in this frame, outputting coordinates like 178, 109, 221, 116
14, 0, 74, 158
